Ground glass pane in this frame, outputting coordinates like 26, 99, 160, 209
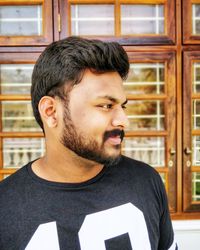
159, 21, 164, 34
122, 137, 165, 167
0, 64, 33, 94
192, 136, 200, 166
192, 4, 200, 35
71, 20, 114, 35
125, 100, 165, 131
196, 20, 200, 34
0, 5, 42, 36
158, 5, 164, 17
3, 138, 45, 168
192, 172, 200, 201
71, 4, 114, 18
71, 4, 114, 35
2, 101, 40, 132
192, 100, 200, 129
121, 20, 156, 34
124, 63, 164, 95
192, 63, 200, 93
122, 5, 157, 18
121, 4, 164, 35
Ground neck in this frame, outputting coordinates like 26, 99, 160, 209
31, 144, 104, 183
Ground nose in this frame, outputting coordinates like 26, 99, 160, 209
111, 107, 130, 129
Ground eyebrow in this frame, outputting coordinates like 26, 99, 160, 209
96, 95, 128, 105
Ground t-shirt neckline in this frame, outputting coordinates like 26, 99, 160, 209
26, 161, 110, 189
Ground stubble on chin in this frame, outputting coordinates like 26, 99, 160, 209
61, 105, 122, 166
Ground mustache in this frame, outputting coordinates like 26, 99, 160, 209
103, 129, 125, 142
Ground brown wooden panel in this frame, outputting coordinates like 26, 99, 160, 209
0, 52, 40, 63
0, 132, 43, 138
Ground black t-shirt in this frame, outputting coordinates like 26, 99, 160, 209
0, 156, 177, 250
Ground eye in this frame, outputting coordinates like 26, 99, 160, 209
98, 104, 113, 110
121, 104, 127, 110
103, 104, 113, 109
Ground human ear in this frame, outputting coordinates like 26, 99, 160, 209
38, 96, 58, 128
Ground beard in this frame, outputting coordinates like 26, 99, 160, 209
60, 105, 124, 166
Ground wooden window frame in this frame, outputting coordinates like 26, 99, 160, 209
59, 0, 175, 45
0, 52, 43, 181
126, 50, 177, 212
183, 51, 200, 212
0, 0, 53, 46
183, 0, 200, 44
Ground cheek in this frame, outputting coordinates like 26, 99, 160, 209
73, 110, 110, 134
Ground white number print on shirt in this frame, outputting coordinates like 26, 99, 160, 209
25, 203, 151, 250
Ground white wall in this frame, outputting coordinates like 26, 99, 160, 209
173, 220, 200, 250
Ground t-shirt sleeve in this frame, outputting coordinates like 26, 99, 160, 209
156, 175, 178, 250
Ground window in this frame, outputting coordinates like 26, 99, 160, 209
0, 53, 43, 179
183, 51, 200, 212
0, 0, 53, 45
120, 4, 164, 35
60, 0, 175, 45
183, 0, 200, 44
122, 52, 176, 212
3, 138, 45, 169
71, 4, 115, 36
0, 64, 34, 94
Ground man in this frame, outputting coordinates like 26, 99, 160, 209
0, 37, 177, 250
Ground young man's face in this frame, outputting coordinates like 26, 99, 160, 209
60, 69, 129, 166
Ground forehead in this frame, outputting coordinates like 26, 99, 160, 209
69, 70, 126, 101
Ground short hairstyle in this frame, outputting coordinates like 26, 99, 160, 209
31, 36, 130, 129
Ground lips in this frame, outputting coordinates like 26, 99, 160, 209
107, 136, 122, 145
104, 129, 124, 145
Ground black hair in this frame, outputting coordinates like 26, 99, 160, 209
31, 36, 129, 129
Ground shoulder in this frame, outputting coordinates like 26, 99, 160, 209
0, 163, 30, 198
119, 155, 161, 179
0, 163, 33, 221
118, 156, 165, 196
119, 156, 168, 209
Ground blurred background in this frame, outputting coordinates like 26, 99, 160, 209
0, 0, 199, 249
